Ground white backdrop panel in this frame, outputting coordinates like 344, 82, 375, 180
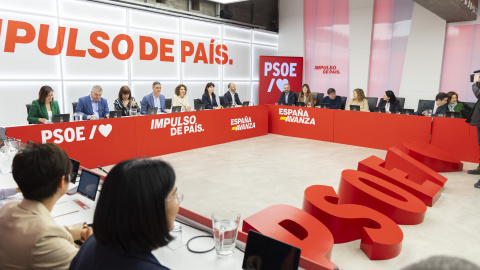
130, 81, 179, 109
222, 41, 251, 81
59, 20, 129, 80
58, 0, 127, 27
0, 0, 57, 17
130, 30, 180, 81
251, 82, 259, 105
252, 30, 278, 46
223, 25, 251, 43
129, 10, 180, 34
181, 18, 221, 39
1, 81, 63, 127
251, 44, 278, 81
0, 12, 62, 80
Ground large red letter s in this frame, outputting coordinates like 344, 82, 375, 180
243, 204, 337, 270
303, 185, 402, 260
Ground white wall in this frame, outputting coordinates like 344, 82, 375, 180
398, 3, 446, 110
0, 0, 278, 127
349, 0, 374, 97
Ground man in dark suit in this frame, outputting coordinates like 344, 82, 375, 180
321, 88, 343, 109
417, 92, 448, 116
223, 83, 242, 106
141, 81, 166, 115
75, 85, 110, 120
277, 83, 296, 106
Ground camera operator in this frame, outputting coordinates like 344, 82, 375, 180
467, 70, 480, 188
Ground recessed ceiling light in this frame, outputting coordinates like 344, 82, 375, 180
208, 0, 249, 4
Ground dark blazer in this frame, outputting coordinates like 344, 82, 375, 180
223, 91, 242, 105
377, 99, 401, 114
321, 96, 342, 109
202, 93, 219, 109
69, 236, 169, 270
27, 100, 60, 124
76, 95, 110, 120
140, 93, 166, 114
417, 103, 447, 116
277, 91, 296, 106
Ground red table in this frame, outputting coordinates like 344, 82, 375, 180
6, 106, 268, 168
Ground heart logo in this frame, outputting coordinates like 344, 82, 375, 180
98, 124, 112, 137
276, 78, 289, 92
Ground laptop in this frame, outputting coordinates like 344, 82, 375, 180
53, 114, 70, 123
224, 103, 232, 108
374, 107, 386, 113
195, 104, 205, 111
402, 109, 415, 115
350, 105, 360, 111
277, 101, 286, 105
242, 230, 301, 270
318, 103, 330, 109
70, 158, 80, 184
147, 107, 158, 115
445, 111, 462, 118
171, 106, 182, 113
243, 101, 250, 107
67, 169, 101, 201
109, 110, 122, 118
296, 102, 305, 107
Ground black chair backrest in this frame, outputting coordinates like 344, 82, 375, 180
72, 102, 78, 112
165, 98, 172, 109
340, 96, 347, 110
463, 101, 476, 110
397, 97, 405, 110
25, 103, 31, 115
194, 99, 202, 107
365, 97, 378, 112
219, 96, 224, 106
316, 93, 325, 106
417, 99, 435, 113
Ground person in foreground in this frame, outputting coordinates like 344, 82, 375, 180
69, 159, 182, 270
346, 88, 369, 111
467, 71, 480, 188
321, 88, 343, 109
377, 90, 401, 114
76, 85, 110, 120
202, 82, 222, 109
27, 85, 60, 124
0, 143, 93, 270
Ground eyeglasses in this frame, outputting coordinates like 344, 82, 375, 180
166, 191, 183, 206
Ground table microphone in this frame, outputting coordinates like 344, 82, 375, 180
97, 166, 109, 175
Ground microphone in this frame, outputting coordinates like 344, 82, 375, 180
97, 166, 109, 175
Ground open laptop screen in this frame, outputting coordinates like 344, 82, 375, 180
242, 230, 301, 270
77, 169, 100, 201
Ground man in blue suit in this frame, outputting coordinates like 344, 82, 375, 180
223, 83, 242, 106
141, 81, 166, 115
277, 84, 296, 106
75, 85, 110, 120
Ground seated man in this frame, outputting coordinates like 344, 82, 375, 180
321, 88, 343, 109
223, 83, 242, 106
76, 85, 110, 120
277, 83, 296, 106
417, 92, 449, 116
0, 143, 92, 270
141, 81, 166, 114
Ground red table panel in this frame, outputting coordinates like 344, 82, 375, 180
430, 117, 479, 163
6, 117, 138, 168
333, 110, 432, 150
214, 105, 268, 144
268, 104, 335, 142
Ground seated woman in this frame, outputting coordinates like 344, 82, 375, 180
0, 143, 92, 270
202, 82, 222, 109
377, 90, 401, 114
446, 91, 465, 115
69, 159, 181, 270
27, 85, 60, 124
114, 85, 140, 116
346, 88, 369, 112
297, 84, 314, 107
172, 84, 192, 111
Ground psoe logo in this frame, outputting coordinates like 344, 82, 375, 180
231, 116, 256, 131
41, 124, 112, 144
279, 108, 315, 125
264, 62, 297, 93
150, 115, 204, 136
